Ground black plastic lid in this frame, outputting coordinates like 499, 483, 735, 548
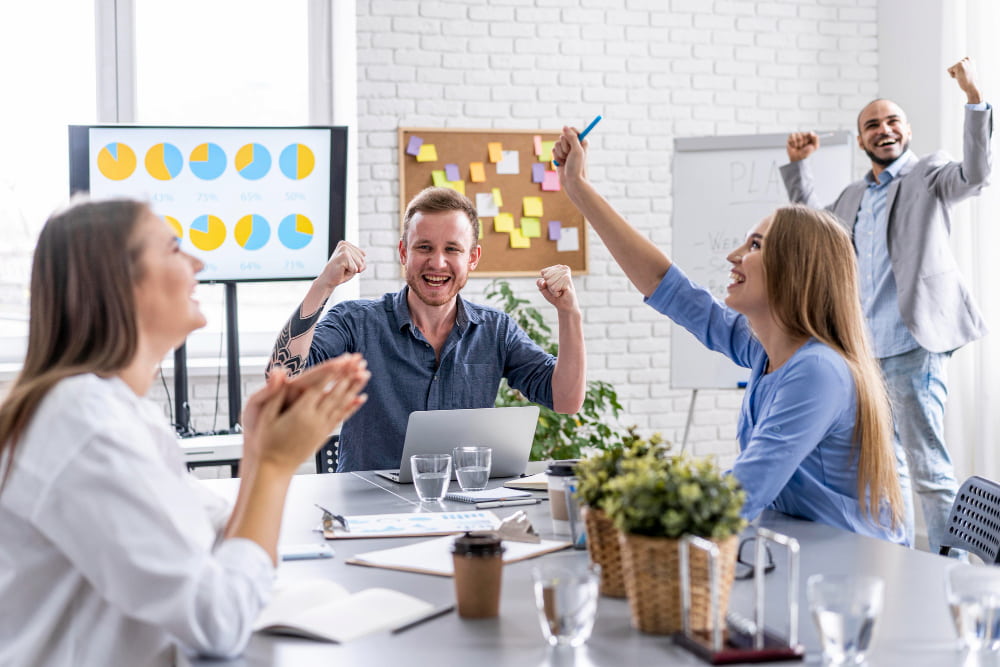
452, 531, 504, 556
546, 460, 578, 476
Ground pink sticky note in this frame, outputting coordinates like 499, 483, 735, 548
531, 163, 545, 184
541, 171, 561, 191
445, 163, 460, 181
533, 135, 543, 156
406, 136, 423, 157
548, 221, 562, 241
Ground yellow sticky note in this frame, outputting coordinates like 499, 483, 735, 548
492, 188, 503, 207
521, 217, 541, 238
494, 213, 514, 232
469, 162, 486, 182
539, 141, 555, 162
431, 170, 447, 186
509, 228, 531, 248
478, 222, 484, 239
417, 144, 438, 162
523, 196, 543, 217
446, 180, 466, 195
488, 142, 503, 163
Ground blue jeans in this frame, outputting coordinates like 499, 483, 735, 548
880, 347, 958, 554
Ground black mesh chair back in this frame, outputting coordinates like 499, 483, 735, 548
315, 435, 340, 474
940, 476, 1000, 563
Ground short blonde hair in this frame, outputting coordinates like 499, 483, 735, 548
401, 187, 479, 246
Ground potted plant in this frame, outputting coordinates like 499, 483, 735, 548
574, 428, 667, 598
603, 451, 746, 635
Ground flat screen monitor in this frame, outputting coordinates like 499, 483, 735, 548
69, 125, 347, 283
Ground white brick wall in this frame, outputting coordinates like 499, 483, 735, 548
179, 0, 880, 469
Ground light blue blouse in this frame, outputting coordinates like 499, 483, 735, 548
646, 265, 905, 544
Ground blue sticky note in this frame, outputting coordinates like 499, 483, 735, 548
548, 220, 562, 241
531, 163, 545, 184
445, 163, 460, 181
406, 136, 423, 157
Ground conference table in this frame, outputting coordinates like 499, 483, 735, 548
185, 469, 975, 667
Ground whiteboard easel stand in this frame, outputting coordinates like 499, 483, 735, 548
681, 389, 698, 453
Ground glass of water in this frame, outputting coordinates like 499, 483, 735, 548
410, 454, 451, 502
452, 446, 492, 491
532, 560, 600, 648
947, 563, 1000, 652
807, 574, 883, 664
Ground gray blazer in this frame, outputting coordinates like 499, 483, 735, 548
780, 107, 993, 354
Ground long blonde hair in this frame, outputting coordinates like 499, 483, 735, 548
764, 205, 902, 527
0, 199, 147, 487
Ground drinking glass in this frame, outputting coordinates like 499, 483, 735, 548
947, 563, 1000, 652
410, 454, 451, 501
452, 446, 492, 491
807, 574, 883, 664
532, 560, 600, 647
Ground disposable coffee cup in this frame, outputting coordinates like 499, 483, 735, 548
452, 531, 505, 619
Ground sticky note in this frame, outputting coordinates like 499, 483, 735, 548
417, 144, 438, 162
406, 135, 423, 157
548, 220, 562, 241
494, 213, 515, 232
497, 150, 519, 175
469, 162, 486, 182
431, 170, 448, 187
446, 180, 466, 195
521, 217, 541, 238
557, 226, 579, 252
492, 188, 503, 207
542, 171, 561, 191
533, 135, 542, 156
445, 163, 460, 181
531, 163, 545, 184
539, 140, 555, 162
523, 196, 543, 217
510, 228, 531, 248
475, 192, 499, 217
488, 142, 503, 163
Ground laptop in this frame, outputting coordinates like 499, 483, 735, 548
374, 406, 540, 484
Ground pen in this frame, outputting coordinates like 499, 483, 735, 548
391, 605, 456, 634
553, 114, 603, 166
475, 498, 542, 509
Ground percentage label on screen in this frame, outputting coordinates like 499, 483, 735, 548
241, 262, 262, 271
284, 259, 305, 270
285, 192, 306, 201
241, 192, 262, 202
196, 192, 218, 202
152, 193, 175, 202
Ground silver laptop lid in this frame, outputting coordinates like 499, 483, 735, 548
387, 406, 540, 483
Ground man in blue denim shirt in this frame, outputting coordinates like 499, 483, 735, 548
267, 187, 586, 471
781, 58, 992, 553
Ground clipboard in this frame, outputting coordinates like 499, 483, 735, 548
322, 511, 501, 540
346, 535, 572, 577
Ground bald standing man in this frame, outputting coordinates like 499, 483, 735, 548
779, 58, 991, 554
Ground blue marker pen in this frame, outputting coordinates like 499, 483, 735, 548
553, 114, 602, 166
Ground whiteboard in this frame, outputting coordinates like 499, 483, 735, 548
669, 132, 854, 390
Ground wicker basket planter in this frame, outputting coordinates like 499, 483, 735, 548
618, 532, 738, 635
582, 506, 626, 598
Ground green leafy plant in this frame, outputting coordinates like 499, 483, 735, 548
486, 279, 624, 461
603, 452, 747, 540
575, 427, 668, 509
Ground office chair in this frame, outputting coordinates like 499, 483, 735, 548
939, 475, 1000, 563
315, 435, 340, 474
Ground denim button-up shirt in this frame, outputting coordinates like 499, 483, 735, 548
308, 287, 556, 472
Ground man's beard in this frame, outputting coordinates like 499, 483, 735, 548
864, 139, 909, 167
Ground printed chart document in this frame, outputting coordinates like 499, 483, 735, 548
323, 510, 501, 539
253, 579, 435, 643
347, 535, 571, 577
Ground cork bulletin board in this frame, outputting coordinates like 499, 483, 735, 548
398, 127, 589, 277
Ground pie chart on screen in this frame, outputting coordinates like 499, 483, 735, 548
189, 215, 226, 251
189, 143, 227, 180
278, 214, 313, 250
279, 143, 315, 179
235, 143, 271, 180
234, 214, 270, 251
164, 215, 183, 239
97, 142, 137, 181
145, 143, 183, 180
